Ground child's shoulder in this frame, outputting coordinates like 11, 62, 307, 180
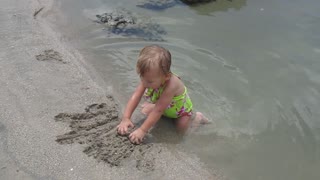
171, 73, 183, 83
167, 74, 185, 95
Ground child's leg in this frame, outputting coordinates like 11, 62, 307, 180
141, 101, 155, 115
175, 115, 191, 134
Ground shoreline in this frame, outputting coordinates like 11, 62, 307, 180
0, 0, 219, 179
0, 0, 113, 179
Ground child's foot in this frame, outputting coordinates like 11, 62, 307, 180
141, 102, 155, 115
191, 112, 209, 128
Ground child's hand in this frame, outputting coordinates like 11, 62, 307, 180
129, 128, 146, 144
117, 118, 134, 135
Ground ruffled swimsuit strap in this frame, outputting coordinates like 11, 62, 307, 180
144, 78, 168, 103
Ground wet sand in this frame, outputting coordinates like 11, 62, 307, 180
55, 96, 156, 171
0, 0, 221, 179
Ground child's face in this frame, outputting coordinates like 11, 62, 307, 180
140, 67, 169, 89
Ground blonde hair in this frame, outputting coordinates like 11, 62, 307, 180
136, 45, 171, 76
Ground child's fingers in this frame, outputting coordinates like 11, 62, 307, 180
137, 138, 142, 144
120, 127, 126, 135
129, 134, 137, 144
118, 126, 126, 135
129, 123, 134, 128
129, 133, 134, 142
123, 127, 128, 134
116, 125, 121, 134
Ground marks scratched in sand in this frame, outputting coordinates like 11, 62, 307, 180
36, 49, 66, 63
55, 96, 156, 171
33, 7, 44, 18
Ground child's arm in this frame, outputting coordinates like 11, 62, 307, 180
117, 82, 145, 135
129, 83, 176, 144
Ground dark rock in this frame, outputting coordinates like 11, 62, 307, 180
95, 8, 166, 41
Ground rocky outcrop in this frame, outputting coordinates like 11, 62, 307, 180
95, 9, 166, 41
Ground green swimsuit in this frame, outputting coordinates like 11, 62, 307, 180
144, 76, 193, 119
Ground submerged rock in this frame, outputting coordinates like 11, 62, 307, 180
136, 0, 181, 10
136, 0, 217, 10
95, 9, 166, 41
181, 0, 216, 5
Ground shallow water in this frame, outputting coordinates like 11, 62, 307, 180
52, 0, 320, 179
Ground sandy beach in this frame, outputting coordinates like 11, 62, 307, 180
0, 0, 220, 179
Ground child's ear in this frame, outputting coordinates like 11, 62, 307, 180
165, 72, 172, 80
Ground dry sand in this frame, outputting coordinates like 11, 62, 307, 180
0, 0, 222, 179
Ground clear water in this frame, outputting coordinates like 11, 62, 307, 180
52, 0, 320, 179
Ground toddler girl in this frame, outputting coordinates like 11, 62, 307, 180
117, 45, 208, 144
